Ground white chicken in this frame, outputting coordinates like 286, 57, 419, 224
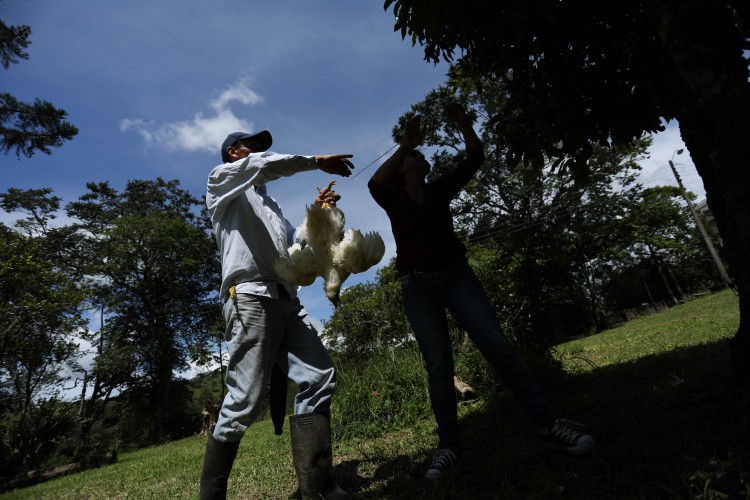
274, 182, 386, 306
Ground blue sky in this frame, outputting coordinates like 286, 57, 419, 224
1, 0, 703, 332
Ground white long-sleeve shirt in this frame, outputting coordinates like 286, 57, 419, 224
206, 151, 318, 300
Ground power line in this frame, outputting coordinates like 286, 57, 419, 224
343, 144, 398, 184
460, 189, 689, 247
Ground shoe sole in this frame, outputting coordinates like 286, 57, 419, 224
543, 435, 596, 455
425, 465, 457, 480
566, 435, 596, 455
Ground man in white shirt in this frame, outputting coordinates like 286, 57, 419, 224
201, 130, 353, 499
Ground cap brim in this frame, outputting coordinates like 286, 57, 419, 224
247, 130, 272, 152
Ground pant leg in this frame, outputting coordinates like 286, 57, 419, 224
400, 272, 460, 449
213, 294, 285, 442
445, 264, 550, 424
275, 299, 337, 416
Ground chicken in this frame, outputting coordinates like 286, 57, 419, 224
274, 181, 386, 306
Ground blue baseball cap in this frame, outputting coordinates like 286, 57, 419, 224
221, 130, 273, 162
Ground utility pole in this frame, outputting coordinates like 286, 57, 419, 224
668, 150, 733, 287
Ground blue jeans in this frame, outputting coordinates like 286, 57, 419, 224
213, 293, 336, 443
400, 263, 549, 448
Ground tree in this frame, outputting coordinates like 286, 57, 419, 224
629, 187, 697, 304
391, 82, 648, 348
323, 261, 411, 358
66, 179, 221, 444
0, 188, 89, 470
0, 187, 87, 278
386, 0, 750, 386
604, 186, 721, 310
0, 223, 86, 469
0, 19, 77, 158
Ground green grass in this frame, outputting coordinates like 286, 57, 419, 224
3, 289, 747, 499
556, 289, 741, 371
1, 422, 297, 499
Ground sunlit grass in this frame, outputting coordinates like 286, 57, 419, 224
557, 289, 739, 372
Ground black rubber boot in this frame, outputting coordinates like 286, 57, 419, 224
289, 412, 348, 499
199, 433, 240, 500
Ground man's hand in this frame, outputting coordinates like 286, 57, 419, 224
445, 102, 481, 149
401, 114, 422, 150
315, 154, 354, 177
315, 181, 341, 207
445, 102, 468, 123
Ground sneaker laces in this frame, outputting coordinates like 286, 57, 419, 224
548, 419, 586, 445
430, 448, 458, 470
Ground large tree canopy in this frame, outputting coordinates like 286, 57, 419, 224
386, 0, 750, 386
67, 178, 221, 444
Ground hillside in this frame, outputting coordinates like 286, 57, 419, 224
3, 289, 746, 499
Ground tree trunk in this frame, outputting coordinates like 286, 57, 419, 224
649, 1, 750, 387
655, 257, 679, 307
149, 359, 173, 444
666, 266, 684, 302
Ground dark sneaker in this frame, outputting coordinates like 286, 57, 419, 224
541, 418, 595, 455
425, 448, 458, 480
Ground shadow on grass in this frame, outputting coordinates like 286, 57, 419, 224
335, 454, 430, 498
334, 338, 750, 499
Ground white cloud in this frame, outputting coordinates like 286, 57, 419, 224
120, 79, 263, 154
120, 118, 154, 144
210, 78, 263, 111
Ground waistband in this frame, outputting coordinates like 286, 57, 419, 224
223, 282, 291, 302
398, 257, 468, 278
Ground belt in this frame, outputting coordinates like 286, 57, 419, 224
224, 282, 290, 301
402, 258, 468, 278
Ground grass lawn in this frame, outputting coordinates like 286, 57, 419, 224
3, 289, 747, 499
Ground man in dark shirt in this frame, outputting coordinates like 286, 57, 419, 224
369, 104, 595, 480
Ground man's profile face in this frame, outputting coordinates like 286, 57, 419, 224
227, 139, 263, 161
